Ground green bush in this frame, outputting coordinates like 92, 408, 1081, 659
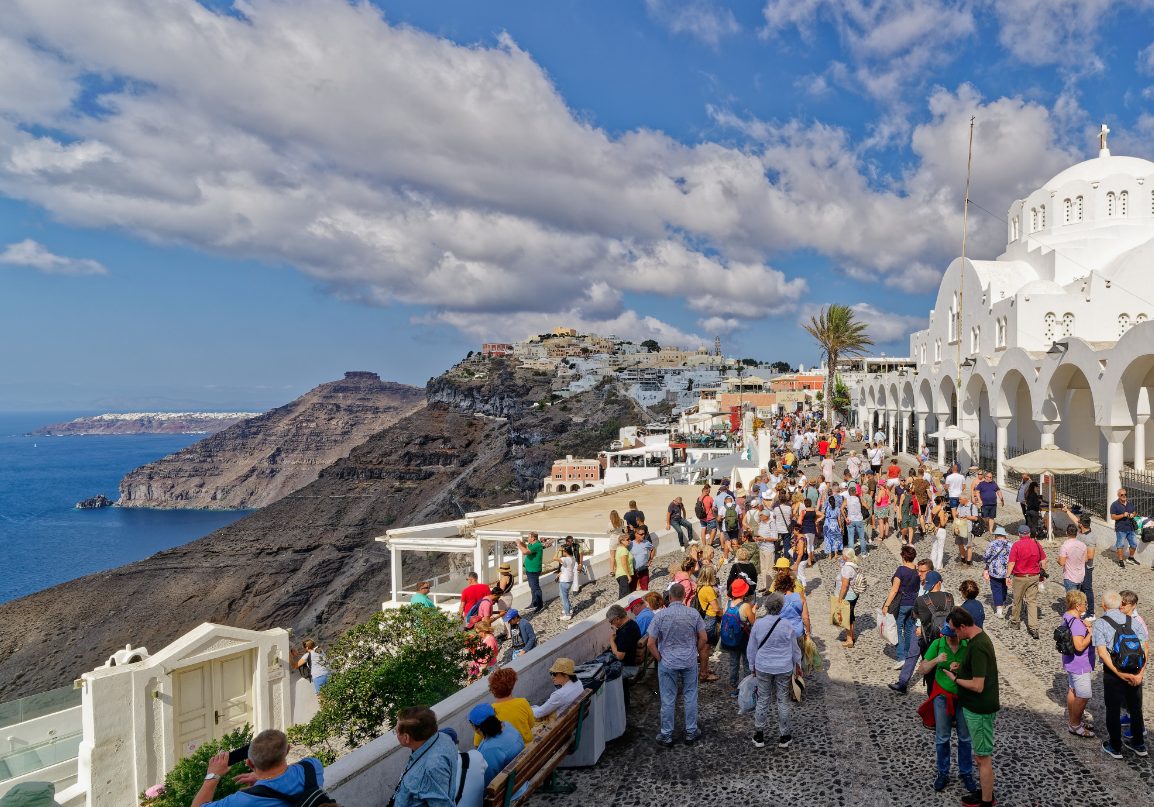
140, 725, 252, 807
287, 606, 468, 755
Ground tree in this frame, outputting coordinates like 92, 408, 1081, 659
641, 339, 660, 353
832, 375, 852, 414
803, 304, 873, 423
740, 358, 758, 367
769, 361, 792, 374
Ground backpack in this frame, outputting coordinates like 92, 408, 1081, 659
1102, 615, 1146, 674
917, 592, 955, 655
1054, 614, 1078, 657
298, 652, 313, 682
845, 562, 867, 595
464, 597, 486, 628
724, 502, 740, 531
245, 762, 335, 807
695, 497, 708, 520
694, 586, 711, 617
719, 601, 750, 649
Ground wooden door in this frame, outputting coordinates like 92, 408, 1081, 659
173, 662, 212, 759
212, 652, 253, 738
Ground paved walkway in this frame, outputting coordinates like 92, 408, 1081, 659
522, 441, 1154, 806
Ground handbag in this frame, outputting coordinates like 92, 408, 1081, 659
887, 570, 917, 617
830, 594, 852, 628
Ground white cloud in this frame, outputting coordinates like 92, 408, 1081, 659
796, 302, 925, 345
697, 316, 747, 335
0, 239, 107, 275
645, 0, 740, 46
989, 0, 1141, 74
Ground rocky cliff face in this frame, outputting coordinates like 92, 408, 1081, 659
116, 372, 424, 510
0, 361, 646, 700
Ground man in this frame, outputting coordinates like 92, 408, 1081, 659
459, 572, 493, 622
910, 470, 931, 532
1059, 524, 1091, 599
647, 582, 708, 747
195, 730, 326, 807
386, 709, 461, 807
747, 592, 802, 749
841, 482, 867, 558
868, 442, 885, 477
756, 510, 777, 584
1094, 590, 1148, 758
941, 607, 999, 807
945, 464, 966, 510
503, 609, 537, 655
411, 581, 435, 608
818, 434, 830, 460
697, 484, 716, 545
874, 426, 886, 444
972, 471, 1004, 534
953, 494, 979, 565
667, 496, 694, 547
630, 526, 655, 591
1110, 489, 1140, 567
514, 532, 547, 611
1015, 473, 1031, 516
623, 500, 645, 532
1077, 514, 1097, 616
1007, 524, 1047, 639
607, 604, 643, 706
719, 493, 742, 560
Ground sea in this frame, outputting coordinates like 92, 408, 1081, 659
0, 412, 251, 604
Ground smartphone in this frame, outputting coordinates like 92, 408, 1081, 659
227, 745, 250, 767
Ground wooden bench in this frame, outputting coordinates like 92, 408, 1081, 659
483, 689, 592, 807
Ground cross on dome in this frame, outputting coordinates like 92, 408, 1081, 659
1099, 123, 1110, 155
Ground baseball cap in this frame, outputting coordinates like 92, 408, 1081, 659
468, 703, 496, 724
730, 579, 750, 597
438, 727, 459, 745
940, 623, 957, 638
502, 609, 519, 622
1018, 525, 1031, 535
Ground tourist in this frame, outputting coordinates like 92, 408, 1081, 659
1022, 479, 1044, 535
1094, 590, 1148, 758
410, 581, 435, 608
1059, 589, 1095, 739
630, 527, 655, 592
972, 471, 1004, 535
917, 558, 943, 594
911, 471, 931, 532
606, 603, 642, 706
727, 545, 758, 593
821, 483, 843, 560
386, 708, 460, 807
919, 620, 974, 793
667, 496, 694, 547
890, 561, 950, 695
860, 470, 876, 544
929, 495, 949, 570
1077, 515, 1097, 616
886, 457, 902, 488
495, 563, 515, 612
607, 510, 625, 536
1059, 523, 1090, 603
945, 464, 966, 509
873, 482, 893, 542
748, 592, 802, 749
883, 545, 921, 672
842, 482, 867, 558
836, 548, 861, 647
647, 582, 708, 747
868, 441, 885, 477
799, 484, 819, 560
635, 590, 664, 635
1007, 524, 1047, 639
918, 444, 930, 465
572, 538, 594, 596
898, 479, 918, 546
787, 523, 811, 588
696, 484, 717, 545
1109, 488, 1140, 567
614, 534, 635, 599
1015, 473, 1031, 516
513, 532, 546, 612
720, 494, 742, 560
941, 607, 999, 807
472, 620, 499, 675
847, 449, 862, 480
821, 451, 835, 485
459, 571, 493, 622
756, 509, 777, 580
531, 658, 585, 722
953, 494, 979, 565
502, 610, 537, 656
774, 567, 810, 655
719, 578, 756, 694
959, 580, 985, 628
623, 500, 644, 532
478, 668, 534, 744
1119, 590, 1149, 745
672, 557, 698, 604
289, 640, 329, 695
694, 563, 724, 681
557, 544, 577, 621
982, 526, 1011, 618
201, 729, 323, 807
468, 703, 524, 786
770, 493, 793, 558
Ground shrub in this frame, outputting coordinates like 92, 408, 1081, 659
140, 725, 252, 807
287, 606, 469, 755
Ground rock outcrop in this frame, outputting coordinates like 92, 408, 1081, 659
29, 413, 261, 436
116, 372, 424, 510
0, 359, 646, 700
76, 494, 114, 509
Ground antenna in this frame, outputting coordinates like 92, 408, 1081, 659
957, 116, 975, 394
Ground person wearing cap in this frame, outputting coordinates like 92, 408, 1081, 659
1007, 524, 1047, 639
719, 578, 757, 695
532, 658, 585, 722
918, 618, 975, 793
410, 581, 434, 609
467, 703, 524, 786
982, 527, 1012, 619
502, 609, 537, 657
667, 496, 694, 548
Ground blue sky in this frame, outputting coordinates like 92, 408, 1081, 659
3, 0, 1154, 409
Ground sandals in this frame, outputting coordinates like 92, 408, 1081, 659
699, 672, 720, 682
1068, 723, 1095, 738
842, 640, 855, 648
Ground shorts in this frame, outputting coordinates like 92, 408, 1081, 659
962, 708, 996, 756
954, 525, 971, 548
1067, 671, 1093, 700
704, 519, 717, 530
980, 504, 998, 519
1116, 530, 1138, 549
886, 477, 901, 487
948, 497, 959, 510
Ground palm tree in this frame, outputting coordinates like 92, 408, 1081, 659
804, 304, 874, 424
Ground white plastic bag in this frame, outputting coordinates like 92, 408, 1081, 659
737, 673, 758, 714
877, 608, 898, 645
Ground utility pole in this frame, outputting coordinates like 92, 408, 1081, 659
957, 116, 975, 395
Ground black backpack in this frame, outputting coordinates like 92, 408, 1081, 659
695, 497, 708, 520
1102, 615, 1147, 674
245, 762, 334, 807
917, 592, 955, 655
298, 653, 312, 683
1054, 615, 1078, 656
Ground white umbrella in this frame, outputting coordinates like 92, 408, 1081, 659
1005, 445, 1102, 542
925, 425, 976, 441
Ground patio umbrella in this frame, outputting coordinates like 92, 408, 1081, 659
925, 425, 976, 470
1005, 445, 1102, 542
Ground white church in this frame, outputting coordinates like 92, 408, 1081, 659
857, 127, 1154, 516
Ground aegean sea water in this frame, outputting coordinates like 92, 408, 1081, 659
0, 412, 250, 604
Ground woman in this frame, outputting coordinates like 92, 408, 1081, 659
673, 557, 698, 605
468, 703, 525, 786
788, 524, 811, 588
695, 563, 723, 682
475, 667, 534, 745
607, 510, 625, 536
1060, 589, 1096, 737
918, 445, 931, 465
983, 526, 1012, 618
470, 620, 499, 680
774, 568, 811, 653
557, 544, 577, 621
799, 487, 818, 562
836, 548, 861, 648
899, 481, 919, 546
290, 639, 329, 695
874, 483, 893, 542
613, 534, 634, 599
883, 545, 921, 675
821, 485, 844, 559
719, 578, 757, 694
929, 495, 950, 570
1024, 479, 1045, 537
726, 545, 758, 593
918, 621, 973, 791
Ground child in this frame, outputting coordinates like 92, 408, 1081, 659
958, 579, 985, 628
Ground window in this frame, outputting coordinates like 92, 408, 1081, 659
920, 343, 927, 363
1107, 192, 1116, 217
996, 317, 1007, 348
1040, 204, 1045, 228
1120, 314, 1131, 337
949, 293, 959, 341
1062, 312, 1075, 337
1077, 196, 1083, 221
1138, 314, 1148, 325
1010, 216, 1019, 240
1121, 191, 1129, 217
934, 339, 942, 362
1031, 208, 1037, 231
971, 326, 980, 354
1044, 312, 1056, 343
1064, 198, 1071, 224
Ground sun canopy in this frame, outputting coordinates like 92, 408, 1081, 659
692, 453, 759, 473
925, 426, 976, 441
1004, 445, 1102, 476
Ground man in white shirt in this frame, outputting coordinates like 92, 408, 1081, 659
868, 443, 885, 476
756, 511, 777, 582
841, 483, 867, 557
945, 465, 967, 509
952, 494, 979, 565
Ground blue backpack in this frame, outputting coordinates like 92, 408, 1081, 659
719, 601, 749, 649
1102, 615, 1146, 674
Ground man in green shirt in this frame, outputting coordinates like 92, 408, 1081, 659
410, 581, 435, 608
943, 607, 999, 807
918, 623, 974, 792
515, 532, 546, 611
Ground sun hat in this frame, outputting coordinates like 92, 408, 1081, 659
993, 526, 1008, 536
730, 579, 750, 597
774, 557, 792, 568
549, 658, 576, 676
468, 703, 496, 725
499, 562, 512, 572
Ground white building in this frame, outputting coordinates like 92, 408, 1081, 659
856, 138, 1154, 518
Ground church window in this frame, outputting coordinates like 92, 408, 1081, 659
1010, 216, 1019, 240
1062, 312, 1075, 337
1107, 192, 1116, 217
1044, 312, 1056, 343
1077, 196, 1083, 221
996, 317, 1006, 348
1120, 314, 1131, 337
934, 339, 942, 362
949, 293, 958, 341
1064, 198, 1072, 224
1121, 191, 1129, 217
920, 343, 927, 364
1031, 208, 1037, 231
1138, 314, 1148, 325
1040, 204, 1045, 228
971, 326, 981, 354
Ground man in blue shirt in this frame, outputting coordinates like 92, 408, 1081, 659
391, 706, 460, 807
1109, 489, 1139, 568
193, 730, 324, 807
647, 583, 707, 747
503, 609, 537, 656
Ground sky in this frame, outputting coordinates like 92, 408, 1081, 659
3, 0, 1154, 410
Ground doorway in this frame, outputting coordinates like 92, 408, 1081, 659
173, 651, 254, 760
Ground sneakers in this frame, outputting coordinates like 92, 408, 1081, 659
1028, 628, 1040, 640
1125, 737, 1149, 756
1128, 556, 1140, 566
932, 772, 949, 791
559, 614, 571, 621
752, 731, 765, 748
892, 660, 906, 670
655, 734, 673, 749
961, 792, 995, 807
1102, 741, 1124, 759
1120, 714, 1131, 726
959, 773, 978, 793
684, 728, 702, 746
778, 734, 792, 748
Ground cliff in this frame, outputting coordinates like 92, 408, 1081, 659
29, 412, 261, 436
0, 359, 646, 699
116, 372, 424, 510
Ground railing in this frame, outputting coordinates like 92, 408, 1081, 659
0, 686, 80, 732
1005, 445, 1026, 488
1121, 466, 1154, 519
977, 441, 997, 476
905, 424, 918, 455
944, 442, 957, 470
0, 731, 82, 782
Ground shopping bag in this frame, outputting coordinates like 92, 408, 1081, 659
830, 595, 852, 628
737, 673, 758, 714
877, 607, 898, 645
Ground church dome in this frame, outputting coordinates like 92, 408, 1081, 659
1043, 154, 1154, 191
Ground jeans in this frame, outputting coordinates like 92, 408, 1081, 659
559, 581, 572, 616
726, 647, 750, 690
896, 605, 917, 661
753, 671, 792, 737
312, 673, 329, 695
848, 521, 867, 556
1104, 671, 1144, 750
1079, 566, 1095, 616
989, 576, 1007, 608
526, 571, 543, 610
934, 694, 973, 774
657, 665, 699, 740
670, 517, 694, 547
